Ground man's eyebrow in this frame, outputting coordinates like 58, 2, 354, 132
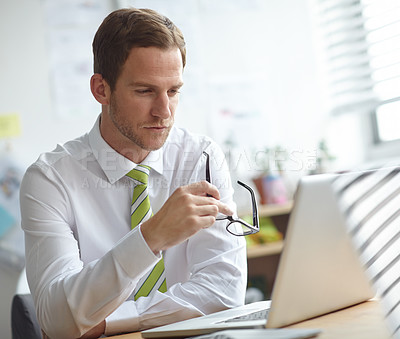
173, 82, 184, 88
128, 81, 184, 88
127, 81, 152, 88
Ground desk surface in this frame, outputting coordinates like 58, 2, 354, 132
110, 299, 391, 339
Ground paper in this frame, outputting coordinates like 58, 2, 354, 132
0, 113, 21, 138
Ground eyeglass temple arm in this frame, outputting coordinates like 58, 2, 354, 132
203, 152, 258, 228
203, 151, 211, 183
237, 180, 259, 228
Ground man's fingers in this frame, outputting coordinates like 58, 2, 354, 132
142, 180, 235, 252
199, 215, 217, 228
195, 203, 219, 217
217, 201, 234, 216
190, 191, 234, 216
186, 180, 221, 199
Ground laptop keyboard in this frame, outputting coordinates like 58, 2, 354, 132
218, 308, 269, 323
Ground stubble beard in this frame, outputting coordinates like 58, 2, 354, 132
109, 95, 173, 152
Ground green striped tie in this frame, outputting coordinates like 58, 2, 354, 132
126, 164, 167, 300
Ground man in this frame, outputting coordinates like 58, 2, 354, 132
20, 8, 247, 338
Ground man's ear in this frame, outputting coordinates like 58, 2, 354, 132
90, 73, 111, 105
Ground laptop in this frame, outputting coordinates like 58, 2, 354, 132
142, 173, 374, 338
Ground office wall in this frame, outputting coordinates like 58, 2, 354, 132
0, 0, 103, 169
0, 0, 330, 172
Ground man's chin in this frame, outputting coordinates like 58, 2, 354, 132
142, 135, 170, 152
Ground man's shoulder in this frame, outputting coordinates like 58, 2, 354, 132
30, 133, 92, 173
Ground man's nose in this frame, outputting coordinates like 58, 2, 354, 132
152, 92, 171, 119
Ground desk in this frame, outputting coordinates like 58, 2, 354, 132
288, 300, 391, 339
110, 300, 391, 339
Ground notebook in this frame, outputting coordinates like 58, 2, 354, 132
142, 173, 374, 338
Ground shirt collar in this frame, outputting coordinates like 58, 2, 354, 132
88, 115, 164, 184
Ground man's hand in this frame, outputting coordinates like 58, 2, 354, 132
141, 181, 233, 253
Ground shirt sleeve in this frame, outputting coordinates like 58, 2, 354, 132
20, 163, 160, 339
105, 141, 248, 335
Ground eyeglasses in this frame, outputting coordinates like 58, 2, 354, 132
203, 151, 259, 236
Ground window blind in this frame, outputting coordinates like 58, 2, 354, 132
313, 0, 400, 115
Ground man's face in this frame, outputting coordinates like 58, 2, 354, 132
106, 47, 183, 156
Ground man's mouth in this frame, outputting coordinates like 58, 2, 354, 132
143, 125, 170, 132
145, 125, 167, 129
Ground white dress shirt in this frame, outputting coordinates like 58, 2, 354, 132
20, 117, 247, 338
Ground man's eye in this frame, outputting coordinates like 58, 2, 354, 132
168, 89, 180, 96
136, 89, 152, 94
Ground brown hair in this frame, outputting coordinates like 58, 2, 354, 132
92, 8, 186, 91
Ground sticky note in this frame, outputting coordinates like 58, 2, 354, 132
0, 113, 21, 138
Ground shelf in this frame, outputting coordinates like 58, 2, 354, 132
239, 201, 293, 218
246, 240, 284, 259
243, 201, 291, 260
258, 201, 293, 217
